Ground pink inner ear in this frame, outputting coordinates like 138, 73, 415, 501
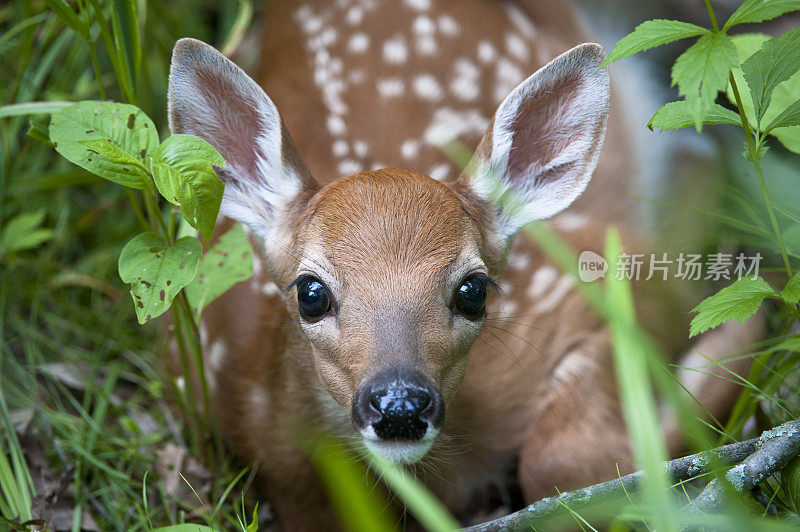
189, 68, 269, 180
506, 73, 586, 187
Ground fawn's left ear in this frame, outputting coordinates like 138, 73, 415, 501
459, 43, 610, 243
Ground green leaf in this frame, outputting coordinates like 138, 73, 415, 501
78, 138, 148, 169
671, 32, 739, 132
689, 277, 776, 337
246, 502, 259, 532
184, 224, 253, 314
0, 101, 71, 118
647, 100, 742, 132
741, 27, 800, 125
780, 271, 800, 304
765, 98, 800, 131
601, 19, 708, 67
727, 34, 800, 152
151, 135, 225, 244
0, 210, 53, 254
118, 233, 201, 324
49, 101, 158, 189
43, 0, 89, 40
723, 0, 800, 30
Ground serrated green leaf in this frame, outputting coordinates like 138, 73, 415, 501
151, 134, 225, 244
647, 100, 742, 132
723, 0, 800, 30
184, 224, 253, 314
727, 34, 800, 152
118, 233, 201, 324
671, 32, 739, 132
689, 277, 776, 337
765, 98, 800, 131
0, 210, 53, 254
602, 19, 708, 67
741, 26, 800, 125
780, 270, 800, 304
49, 101, 158, 189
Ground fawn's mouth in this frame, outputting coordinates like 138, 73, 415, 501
359, 426, 440, 464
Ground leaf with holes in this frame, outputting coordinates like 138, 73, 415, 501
671, 32, 739, 132
151, 134, 225, 244
723, 0, 800, 30
49, 101, 158, 189
601, 19, 707, 67
118, 233, 201, 324
689, 277, 776, 337
647, 100, 742, 132
184, 224, 253, 315
741, 26, 800, 125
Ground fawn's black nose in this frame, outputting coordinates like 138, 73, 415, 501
352, 368, 444, 441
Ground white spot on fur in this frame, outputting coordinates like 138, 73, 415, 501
261, 282, 280, 296
534, 275, 573, 313
371, 161, 386, 170
478, 41, 496, 63
339, 159, 363, 175
423, 107, 488, 146
353, 140, 369, 158
552, 212, 589, 231
438, 14, 458, 36
504, 3, 537, 38
208, 339, 228, 371
403, 0, 430, 11
413, 15, 435, 35
346, 5, 364, 25
376, 77, 405, 98
507, 251, 531, 272
505, 33, 529, 61
383, 35, 408, 64
495, 57, 524, 102
327, 114, 347, 136
416, 35, 438, 55
332, 139, 349, 157
527, 266, 558, 300
401, 139, 420, 159
553, 350, 594, 384
429, 163, 451, 180
348, 33, 370, 53
413, 74, 443, 101
349, 69, 366, 84
295, 6, 323, 35
249, 385, 269, 410
451, 57, 481, 102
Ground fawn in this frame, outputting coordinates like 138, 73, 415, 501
167, 0, 759, 527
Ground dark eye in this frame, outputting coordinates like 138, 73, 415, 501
455, 275, 488, 319
297, 277, 331, 320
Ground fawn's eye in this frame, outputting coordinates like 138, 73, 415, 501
454, 274, 488, 319
297, 277, 331, 320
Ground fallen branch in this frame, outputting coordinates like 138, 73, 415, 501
684, 419, 800, 516
463, 419, 800, 531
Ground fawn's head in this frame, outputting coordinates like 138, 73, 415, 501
168, 38, 609, 464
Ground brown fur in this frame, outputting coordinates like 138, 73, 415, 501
189, 1, 759, 528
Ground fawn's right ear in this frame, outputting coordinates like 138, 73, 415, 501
168, 38, 317, 243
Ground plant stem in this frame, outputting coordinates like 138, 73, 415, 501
729, 73, 793, 277
171, 300, 205, 460
703, 0, 719, 31
123, 188, 149, 232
